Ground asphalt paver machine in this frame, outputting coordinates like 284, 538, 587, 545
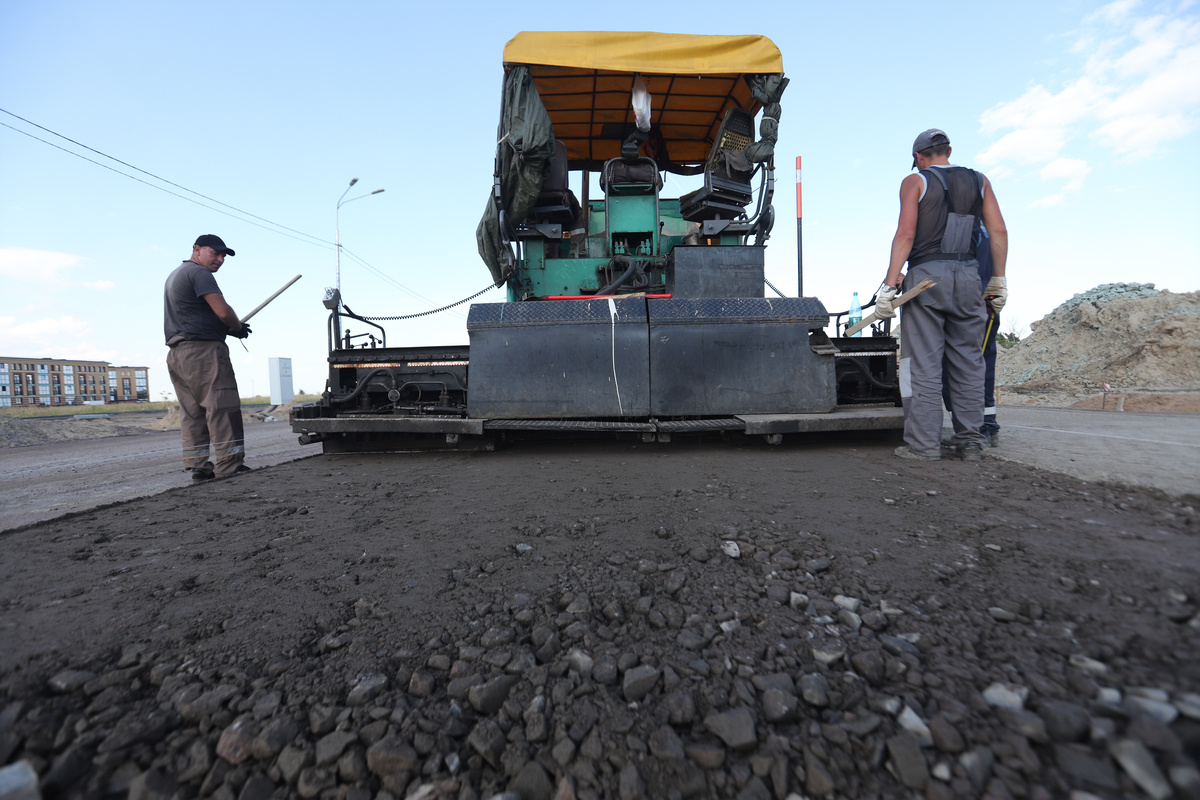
293, 32, 901, 452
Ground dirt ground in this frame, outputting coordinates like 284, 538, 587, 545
0, 405, 287, 449
2, 282, 1199, 799
2, 432, 1198, 800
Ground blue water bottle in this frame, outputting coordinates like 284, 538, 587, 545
848, 292, 862, 337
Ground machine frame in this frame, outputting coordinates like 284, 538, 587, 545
293, 32, 901, 452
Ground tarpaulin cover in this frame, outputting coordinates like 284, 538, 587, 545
476, 65, 556, 285
502, 31, 783, 170
744, 73, 789, 164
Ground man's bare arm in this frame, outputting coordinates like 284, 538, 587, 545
203, 293, 242, 332
885, 174, 923, 287
981, 176, 1007, 278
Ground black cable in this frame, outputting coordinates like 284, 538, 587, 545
0, 120, 331, 248
764, 277, 788, 298
340, 247, 453, 310
0, 108, 331, 247
353, 282, 501, 321
1, 111, 468, 318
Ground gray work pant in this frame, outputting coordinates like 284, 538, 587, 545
166, 340, 245, 477
898, 260, 988, 453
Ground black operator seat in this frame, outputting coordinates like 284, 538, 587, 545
679, 106, 756, 221
527, 140, 576, 225
601, 131, 663, 196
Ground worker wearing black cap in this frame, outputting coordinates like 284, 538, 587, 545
873, 129, 1009, 462
163, 234, 253, 481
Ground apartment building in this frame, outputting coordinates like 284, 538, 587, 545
0, 357, 148, 407
109, 365, 150, 403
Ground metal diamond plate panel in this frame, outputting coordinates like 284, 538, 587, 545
468, 297, 647, 330
647, 297, 828, 326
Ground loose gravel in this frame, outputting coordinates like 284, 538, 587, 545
1, 441, 1198, 800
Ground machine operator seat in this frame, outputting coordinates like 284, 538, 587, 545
601, 159, 663, 195
527, 140, 579, 225
679, 106, 756, 221
524, 140, 586, 245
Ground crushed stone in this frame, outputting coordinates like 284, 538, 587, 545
997, 283, 1200, 409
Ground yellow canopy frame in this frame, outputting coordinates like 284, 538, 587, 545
502, 31, 784, 168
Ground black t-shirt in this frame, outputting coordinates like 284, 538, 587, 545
164, 261, 227, 345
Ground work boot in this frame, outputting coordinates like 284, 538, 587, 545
190, 462, 215, 481
217, 464, 253, 480
894, 445, 941, 462
987, 432, 1000, 447
959, 443, 984, 461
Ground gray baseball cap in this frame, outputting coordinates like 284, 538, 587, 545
911, 128, 949, 168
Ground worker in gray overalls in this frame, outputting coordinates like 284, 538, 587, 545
873, 129, 1009, 462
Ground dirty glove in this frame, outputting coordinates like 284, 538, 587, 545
985, 276, 1007, 313
874, 286, 899, 319
231, 323, 252, 339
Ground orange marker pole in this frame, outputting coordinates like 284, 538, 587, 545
795, 156, 803, 297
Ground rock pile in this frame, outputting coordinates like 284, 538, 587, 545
3, 522, 1198, 800
0, 415, 149, 448
997, 283, 1200, 408
145, 404, 289, 432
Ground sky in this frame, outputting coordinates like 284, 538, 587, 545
2, 0, 1198, 401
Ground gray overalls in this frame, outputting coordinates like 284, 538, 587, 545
898, 166, 988, 454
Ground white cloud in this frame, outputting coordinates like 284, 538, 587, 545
1093, 111, 1192, 154
82, 280, 115, 291
977, 124, 1070, 167
4, 316, 94, 342
1040, 157, 1092, 192
0, 315, 117, 368
978, 1, 1200, 201
0, 247, 87, 282
1088, 0, 1141, 24
1030, 193, 1066, 208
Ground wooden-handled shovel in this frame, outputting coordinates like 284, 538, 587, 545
241, 275, 302, 324
845, 279, 936, 336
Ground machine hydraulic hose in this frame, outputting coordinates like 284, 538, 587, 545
596, 255, 640, 296
328, 368, 397, 405
838, 357, 897, 390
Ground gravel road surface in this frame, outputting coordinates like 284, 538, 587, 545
0, 421, 312, 532
990, 407, 1200, 499
2, 408, 1196, 535
1, 409, 1198, 799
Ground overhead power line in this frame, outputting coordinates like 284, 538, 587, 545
0, 120, 333, 248
0, 108, 332, 248
0, 108, 486, 315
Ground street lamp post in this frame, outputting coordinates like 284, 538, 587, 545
334, 178, 385, 300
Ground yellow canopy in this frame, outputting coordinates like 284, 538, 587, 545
502, 31, 783, 168
503, 31, 783, 74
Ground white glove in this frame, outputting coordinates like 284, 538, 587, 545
985, 276, 1007, 313
874, 286, 899, 319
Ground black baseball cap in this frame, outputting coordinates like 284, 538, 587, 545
194, 234, 235, 256
911, 128, 950, 168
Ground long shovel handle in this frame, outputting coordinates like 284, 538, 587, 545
845, 279, 937, 336
241, 275, 302, 324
